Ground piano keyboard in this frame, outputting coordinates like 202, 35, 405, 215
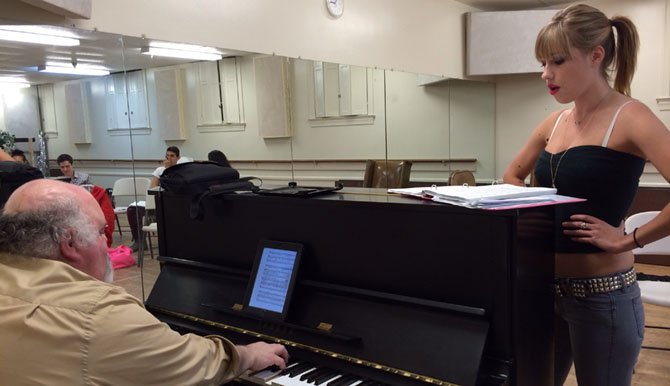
242, 361, 392, 386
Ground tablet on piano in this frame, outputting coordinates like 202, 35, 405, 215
243, 240, 303, 321
254, 182, 342, 197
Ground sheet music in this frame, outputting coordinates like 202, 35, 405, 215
389, 184, 584, 210
423, 184, 557, 204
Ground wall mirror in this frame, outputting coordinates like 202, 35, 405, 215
0, 23, 495, 299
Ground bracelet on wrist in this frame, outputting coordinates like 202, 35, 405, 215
633, 227, 644, 249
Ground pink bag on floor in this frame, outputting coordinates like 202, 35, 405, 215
108, 245, 136, 270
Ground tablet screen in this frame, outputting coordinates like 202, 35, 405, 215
244, 240, 303, 320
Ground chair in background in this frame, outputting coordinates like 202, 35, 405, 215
362, 160, 412, 189
449, 170, 476, 186
111, 177, 151, 237
138, 193, 158, 267
624, 211, 670, 351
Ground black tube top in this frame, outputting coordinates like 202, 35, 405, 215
534, 145, 645, 253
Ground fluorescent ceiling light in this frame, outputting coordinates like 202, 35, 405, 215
141, 41, 222, 61
38, 63, 109, 76
0, 26, 79, 46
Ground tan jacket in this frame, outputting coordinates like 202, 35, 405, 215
0, 253, 241, 385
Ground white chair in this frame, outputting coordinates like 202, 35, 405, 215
624, 211, 670, 350
138, 192, 157, 267
111, 177, 151, 237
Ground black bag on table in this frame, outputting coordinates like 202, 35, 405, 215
0, 161, 44, 208
159, 161, 257, 219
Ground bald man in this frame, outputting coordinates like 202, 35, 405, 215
0, 179, 288, 385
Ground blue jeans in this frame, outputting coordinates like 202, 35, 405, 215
554, 282, 644, 386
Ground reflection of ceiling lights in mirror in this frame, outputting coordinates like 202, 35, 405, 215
47, 56, 105, 64
0, 76, 30, 90
141, 41, 223, 61
38, 62, 110, 76
0, 26, 79, 46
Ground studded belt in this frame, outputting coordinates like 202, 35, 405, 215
554, 267, 637, 298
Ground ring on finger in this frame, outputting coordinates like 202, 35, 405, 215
580, 222, 587, 230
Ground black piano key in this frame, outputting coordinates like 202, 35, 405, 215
299, 367, 325, 381
313, 369, 341, 385
285, 362, 315, 377
265, 364, 281, 373
305, 367, 334, 383
278, 362, 300, 376
327, 374, 361, 386
354, 380, 375, 386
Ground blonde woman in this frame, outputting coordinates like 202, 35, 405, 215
503, 4, 670, 385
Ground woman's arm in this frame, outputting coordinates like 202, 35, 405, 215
621, 102, 670, 249
502, 111, 560, 186
567, 101, 670, 252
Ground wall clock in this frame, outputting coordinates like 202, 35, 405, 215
326, 0, 344, 18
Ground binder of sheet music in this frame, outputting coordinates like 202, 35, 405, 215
422, 184, 557, 205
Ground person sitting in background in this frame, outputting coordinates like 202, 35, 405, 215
208, 149, 232, 168
0, 179, 288, 385
57, 153, 90, 185
127, 146, 181, 251
150, 146, 181, 188
10, 149, 28, 164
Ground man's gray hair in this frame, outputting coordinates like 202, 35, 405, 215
0, 196, 97, 260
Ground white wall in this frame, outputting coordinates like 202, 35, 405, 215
495, 0, 670, 185
70, 0, 473, 79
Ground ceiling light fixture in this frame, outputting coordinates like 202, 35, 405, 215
38, 63, 110, 76
141, 41, 222, 61
0, 26, 79, 46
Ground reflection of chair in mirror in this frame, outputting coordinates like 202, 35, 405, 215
624, 211, 670, 350
138, 193, 158, 267
449, 170, 476, 186
362, 160, 412, 189
111, 177, 151, 237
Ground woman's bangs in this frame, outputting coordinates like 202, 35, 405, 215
535, 25, 570, 62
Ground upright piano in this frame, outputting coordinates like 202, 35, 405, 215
146, 188, 555, 386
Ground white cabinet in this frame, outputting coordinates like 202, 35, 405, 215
196, 58, 244, 128
253, 55, 292, 138
37, 84, 58, 137
313, 62, 370, 117
63, 81, 91, 143
154, 68, 186, 140
105, 70, 149, 130
466, 10, 555, 75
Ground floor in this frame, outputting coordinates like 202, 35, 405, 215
110, 223, 160, 302
110, 220, 670, 385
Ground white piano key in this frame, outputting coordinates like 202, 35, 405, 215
270, 366, 317, 386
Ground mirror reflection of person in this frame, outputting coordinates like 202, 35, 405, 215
150, 146, 181, 188
208, 149, 232, 168
0, 149, 14, 162
10, 149, 29, 164
127, 146, 181, 252
0, 179, 288, 384
57, 153, 91, 185
503, 4, 670, 385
